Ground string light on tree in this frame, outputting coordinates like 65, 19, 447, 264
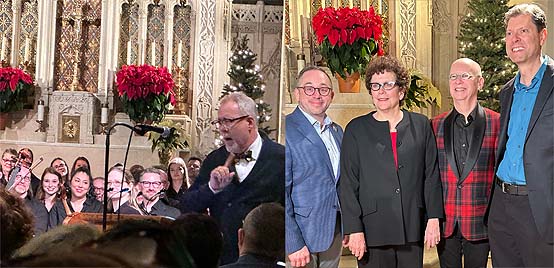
458, 0, 516, 112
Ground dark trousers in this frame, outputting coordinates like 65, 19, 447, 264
357, 242, 423, 268
437, 224, 490, 268
488, 184, 554, 267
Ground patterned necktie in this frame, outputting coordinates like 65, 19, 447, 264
234, 150, 254, 163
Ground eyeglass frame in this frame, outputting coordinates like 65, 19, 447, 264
367, 81, 400, 92
2, 157, 17, 164
211, 115, 250, 130
139, 181, 163, 188
295, 85, 333, 96
449, 72, 479, 81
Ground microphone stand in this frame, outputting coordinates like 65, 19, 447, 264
102, 122, 136, 231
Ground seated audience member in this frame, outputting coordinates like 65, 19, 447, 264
0, 188, 34, 264
49, 167, 102, 227
186, 156, 202, 187
50, 157, 69, 184
138, 168, 180, 218
166, 157, 188, 203
92, 176, 105, 202
173, 213, 223, 268
106, 166, 140, 214
12, 224, 101, 259
0, 148, 17, 187
221, 203, 285, 268
35, 167, 66, 212
7, 167, 48, 235
92, 219, 195, 268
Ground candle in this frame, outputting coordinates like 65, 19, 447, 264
126, 41, 132, 65
298, 15, 304, 49
101, 106, 108, 124
37, 100, 44, 121
321, 0, 325, 8
378, 0, 383, 14
177, 41, 183, 67
24, 37, 30, 62
151, 40, 156, 65
297, 54, 305, 74
1, 36, 6, 60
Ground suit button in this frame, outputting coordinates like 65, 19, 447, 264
457, 185, 463, 189
227, 202, 232, 207
395, 188, 400, 193
398, 164, 404, 169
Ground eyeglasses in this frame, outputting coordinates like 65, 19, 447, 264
140, 181, 162, 187
449, 73, 477, 81
16, 175, 31, 183
211, 115, 249, 129
296, 85, 333, 96
368, 81, 398, 91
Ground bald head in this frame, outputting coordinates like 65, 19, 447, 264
449, 58, 484, 110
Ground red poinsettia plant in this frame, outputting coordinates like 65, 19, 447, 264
116, 64, 176, 123
0, 67, 33, 113
312, 6, 384, 78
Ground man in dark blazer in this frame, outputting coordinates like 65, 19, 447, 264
432, 58, 499, 268
178, 92, 284, 265
286, 66, 344, 268
138, 168, 181, 219
487, 3, 553, 267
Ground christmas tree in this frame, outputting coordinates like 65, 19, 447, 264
458, 0, 517, 111
221, 35, 273, 134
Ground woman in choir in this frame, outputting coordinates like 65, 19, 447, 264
338, 56, 443, 268
106, 165, 140, 214
49, 166, 102, 227
50, 157, 69, 185
166, 157, 189, 205
35, 167, 65, 212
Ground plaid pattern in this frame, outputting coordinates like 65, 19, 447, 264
432, 107, 499, 241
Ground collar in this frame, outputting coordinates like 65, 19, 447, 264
453, 104, 478, 124
243, 133, 262, 161
298, 106, 333, 132
514, 55, 548, 91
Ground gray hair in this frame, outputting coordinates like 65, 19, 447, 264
505, 3, 547, 32
139, 167, 163, 181
220, 92, 258, 126
295, 66, 333, 88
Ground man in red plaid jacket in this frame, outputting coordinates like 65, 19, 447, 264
431, 58, 499, 268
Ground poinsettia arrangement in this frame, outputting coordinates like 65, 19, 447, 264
116, 64, 176, 123
312, 6, 384, 78
0, 67, 33, 113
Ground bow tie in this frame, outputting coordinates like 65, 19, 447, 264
234, 150, 254, 163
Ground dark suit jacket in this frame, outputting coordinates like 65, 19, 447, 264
285, 107, 343, 254
148, 199, 181, 219
219, 254, 281, 268
490, 58, 553, 243
432, 105, 499, 241
25, 196, 49, 235
178, 135, 285, 265
338, 111, 443, 246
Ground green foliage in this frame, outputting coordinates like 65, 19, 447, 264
121, 94, 170, 123
0, 82, 30, 113
402, 70, 442, 111
148, 119, 190, 166
222, 35, 273, 135
320, 38, 378, 79
458, 0, 517, 111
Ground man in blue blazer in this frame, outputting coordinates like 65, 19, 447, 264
286, 66, 344, 268
487, 3, 553, 267
178, 92, 284, 265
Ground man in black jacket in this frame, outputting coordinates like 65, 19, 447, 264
178, 92, 284, 265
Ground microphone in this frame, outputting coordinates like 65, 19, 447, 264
133, 124, 173, 138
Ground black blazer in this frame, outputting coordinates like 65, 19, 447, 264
219, 254, 281, 268
148, 199, 181, 219
338, 111, 443, 246
490, 58, 553, 243
178, 136, 285, 265
24, 196, 49, 235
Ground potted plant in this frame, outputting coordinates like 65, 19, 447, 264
312, 6, 384, 93
115, 64, 176, 124
403, 70, 442, 111
148, 119, 189, 166
0, 67, 33, 130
